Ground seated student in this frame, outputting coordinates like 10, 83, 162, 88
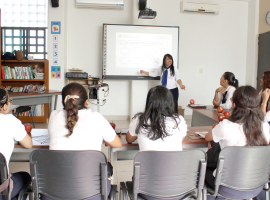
41, 82, 122, 200
205, 86, 270, 200
213, 72, 238, 109
126, 85, 187, 151
0, 87, 33, 200
260, 71, 270, 123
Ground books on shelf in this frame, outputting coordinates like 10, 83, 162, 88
1, 65, 40, 79
17, 104, 45, 117
5, 84, 46, 93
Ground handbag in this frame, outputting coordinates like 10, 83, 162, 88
206, 141, 221, 169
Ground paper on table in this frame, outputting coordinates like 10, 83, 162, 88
31, 129, 50, 145
121, 129, 128, 134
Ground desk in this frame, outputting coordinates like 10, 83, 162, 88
188, 105, 219, 127
9, 90, 61, 115
12, 126, 211, 162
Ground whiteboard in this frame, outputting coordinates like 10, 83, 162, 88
102, 24, 179, 80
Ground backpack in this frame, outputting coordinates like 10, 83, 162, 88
1, 52, 15, 61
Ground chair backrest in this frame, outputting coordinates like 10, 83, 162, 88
214, 146, 270, 194
0, 153, 9, 200
30, 149, 109, 200
133, 150, 206, 200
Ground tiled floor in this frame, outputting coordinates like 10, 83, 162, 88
9, 118, 192, 197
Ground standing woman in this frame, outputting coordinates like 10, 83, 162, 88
260, 71, 270, 123
213, 72, 238, 109
140, 54, 185, 113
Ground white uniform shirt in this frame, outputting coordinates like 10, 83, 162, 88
217, 86, 236, 109
49, 109, 116, 151
149, 67, 180, 90
259, 90, 270, 122
0, 114, 27, 166
128, 115, 187, 151
212, 119, 270, 150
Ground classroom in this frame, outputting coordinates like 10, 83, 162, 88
1, 0, 270, 199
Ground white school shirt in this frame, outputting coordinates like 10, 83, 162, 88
217, 86, 236, 109
212, 119, 270, 150
128, 115, 187, 151
149, 67, 180, 90
49, 109, 116, 151
259, 90, 270, 122
0, 114, 27, 167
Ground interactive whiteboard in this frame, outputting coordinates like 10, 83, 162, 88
102, 24, 179, 80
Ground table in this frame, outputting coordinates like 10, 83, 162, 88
9, 90, 61, 115
188, 105, 219, 127
12, 126, 211, 162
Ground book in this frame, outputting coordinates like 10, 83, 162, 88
4, 66, 9, 79
188, 104, 207, 108
8, 67, 11, 79
1, 65, 4, 79
195, 131, 208, 139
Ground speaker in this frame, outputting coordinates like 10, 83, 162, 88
51, 0, 59, 7
139, 0, 147, 10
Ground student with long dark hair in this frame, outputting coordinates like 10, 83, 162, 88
0, 87, 32, 200
42, 83, 122, 200
126, 85, 187, 152
205, 86, 269, 200
140, 54, 185, 113
260, 71, 270, 123
213, 72, 238, 109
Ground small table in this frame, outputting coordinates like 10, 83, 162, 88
9, 90, 61, 115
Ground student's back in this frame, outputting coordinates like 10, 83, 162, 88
126, 85, 187, 151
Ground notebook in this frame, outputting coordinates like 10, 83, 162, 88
188, 104, 207, 108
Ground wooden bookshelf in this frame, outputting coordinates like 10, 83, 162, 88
0, 60, 49, 123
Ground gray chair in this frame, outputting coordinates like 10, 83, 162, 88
30, 149, 117, 200
0, 153, 30, 200
204, 146, 270, 200
120, 150, 207, 200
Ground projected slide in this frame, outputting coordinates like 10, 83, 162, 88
103, 24, 179, 80
116, 33, 172, 70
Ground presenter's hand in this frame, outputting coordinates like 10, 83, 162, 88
140, 70, 144, 74
180, 85, 186, 90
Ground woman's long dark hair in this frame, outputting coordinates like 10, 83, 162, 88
134, 85, 180, 140
162, 54, 175, 76
62, 83, 88, 137
0, 87, 8, 108
262, 71, 270, 91
224, 72, 238, 88
229, 86, 268, 146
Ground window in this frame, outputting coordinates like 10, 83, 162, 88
0, 0, 48, 59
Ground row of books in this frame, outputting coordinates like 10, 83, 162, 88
1, 65, 43, 79
17, 104, 45, 117
6, 84, 46, 93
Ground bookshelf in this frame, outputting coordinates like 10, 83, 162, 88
0, 60, 49, 123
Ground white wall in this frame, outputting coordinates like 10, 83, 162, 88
48, 0, 258, 117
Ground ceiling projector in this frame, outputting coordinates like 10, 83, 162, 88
138, 0, 157, 19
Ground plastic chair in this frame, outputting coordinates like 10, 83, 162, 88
120, 150, 207, 200
0, 153, 31, 200
203, 146, 270, 200
29, 149, 117, 200
14, 106, 35, 128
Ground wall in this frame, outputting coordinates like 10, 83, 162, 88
48, 0, 258, 117
259, 0, 270, 34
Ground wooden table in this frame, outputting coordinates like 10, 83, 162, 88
12, 126, 211, 162
188, 105, 220, 127
9, 90, 61, 115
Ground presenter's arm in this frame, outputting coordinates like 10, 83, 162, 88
19, 134, 33, 148
126, 131, 137, 143
205, 131, 213, 142
176, 79, 185, 90
140, 70, 149, 76
213, 87, 226, 107
106, 135, 122, 148
261, 89, 270, 115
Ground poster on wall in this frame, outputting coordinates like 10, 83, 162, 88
51, 66, 61, 79
51, 21, 61, 34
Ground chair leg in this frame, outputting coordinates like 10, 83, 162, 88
203, 185, 207, 200
30, 111, 35, 128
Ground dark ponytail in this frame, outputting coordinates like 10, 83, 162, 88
224, 72, 238, 88
62, 83, 88, 137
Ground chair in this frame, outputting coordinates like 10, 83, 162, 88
14, 106, 35, 128
120, 150, 207, 200
0, 153, 30, 200
203, 146, 270, 200
30, 149, 117, 200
